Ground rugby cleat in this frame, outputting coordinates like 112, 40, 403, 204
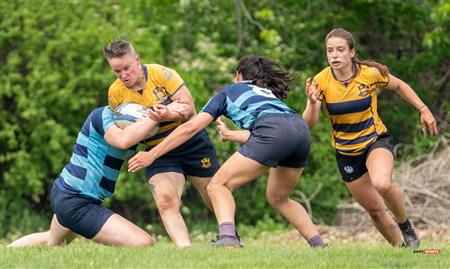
399, 219, 420, 248
208, 234, 243, 248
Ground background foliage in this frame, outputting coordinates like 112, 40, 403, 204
1, 0, 448, 237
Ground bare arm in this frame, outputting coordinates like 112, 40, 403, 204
128, 112, 214, 172
215, 117, 250, 144
104, 118, 159, 149
386, 74, 438, 135
302, 78, 322, 128
148, 85, 196, 122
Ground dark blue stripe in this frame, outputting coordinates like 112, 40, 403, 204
326, 96, 372, 115
335, 132, 378, 145
159, 120, 177, 127
99, 176, 116, 193
333, 118, 374, 133
80, 120, 90, 136
55, 176, 80, 194
73, 143, 88, 158
66, 162, 87, 179
142, 64, 148, 81
91, 107, 105, 136
104, 155, 124, 170
144, 128, 175, 142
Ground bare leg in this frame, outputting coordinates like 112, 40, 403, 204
346, 173, 403, 246
266, 166, 319, 240
92, 214, 154, 247
367, 148, 407, 223
207, 152, 267, 224
149, 172, 190, 248
188, 176, 213, 212
8, 215, 77, 248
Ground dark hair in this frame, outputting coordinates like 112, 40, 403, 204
236, 55, 294, 99
325, 28, 389, 76
103, 39, 136, 59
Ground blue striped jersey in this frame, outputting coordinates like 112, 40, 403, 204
314, 65, 389, 156
201, 81, 295, 130
55, 106, 135, 201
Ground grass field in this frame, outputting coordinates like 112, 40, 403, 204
1, 234, 448, 269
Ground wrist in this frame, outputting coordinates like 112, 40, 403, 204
417, 104, 427, 112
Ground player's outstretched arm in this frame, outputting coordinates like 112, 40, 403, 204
386, 74, 438, 135
216, 117, 250, 144
128, 112, 213, 172
105, 118, 158, 149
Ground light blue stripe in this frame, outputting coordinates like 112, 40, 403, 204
245, 100, 290, 113
70, 152, 87, 168
234, 90, 258, 107
104, 166, 120, 180
102, 106, 115, 131
76, 132, 90, 147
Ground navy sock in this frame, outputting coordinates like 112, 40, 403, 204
307, 234, 325, 247
219, 222, 236, 237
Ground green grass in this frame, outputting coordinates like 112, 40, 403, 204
1, 238, 448, 269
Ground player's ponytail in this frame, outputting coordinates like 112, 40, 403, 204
236, 55, 294, 99
325, 28, 389, 77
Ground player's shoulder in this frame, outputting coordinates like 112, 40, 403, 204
108, 79, 127, 93
314, 67, 331, 81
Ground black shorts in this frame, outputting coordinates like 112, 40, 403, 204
335, 132, 395, 182
239, 113, 311, 168
146, 130, 219, 179
51, 181, 113, 239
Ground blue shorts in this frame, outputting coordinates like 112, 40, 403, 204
146, 130, 219, 179
239, 113, 311, 168
50, 180, 113, 239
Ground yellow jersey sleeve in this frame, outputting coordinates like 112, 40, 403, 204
148, 64, 184, 97
366, 66, 389, 89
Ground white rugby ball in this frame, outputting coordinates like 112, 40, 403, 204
114, 103, 159, 138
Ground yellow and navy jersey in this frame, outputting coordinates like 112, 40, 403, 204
314, 64, 389, 156
108, 64, 184, 147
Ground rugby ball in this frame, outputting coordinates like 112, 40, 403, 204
114, 103, 159, 138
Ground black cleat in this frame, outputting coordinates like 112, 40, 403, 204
399, 219, 420, 248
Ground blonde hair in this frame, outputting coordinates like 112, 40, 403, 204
325, 28, 389, 76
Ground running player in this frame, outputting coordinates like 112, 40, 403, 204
302, 28, 437, 247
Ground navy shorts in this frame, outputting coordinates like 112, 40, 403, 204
335, 132, 395, 182
146, 130, 219, 179
239, 113, 311, 168
50, 181, 113, 239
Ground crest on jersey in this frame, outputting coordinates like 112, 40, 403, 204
344, 165, 354, 174
153, 87, 168, 102
201, 157, 211, 168
357, 84, 370, 97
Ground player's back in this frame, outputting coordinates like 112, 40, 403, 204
55, 107, 135, 201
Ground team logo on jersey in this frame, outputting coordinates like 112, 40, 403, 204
153, 87, 168, 102
357, 84, 370, 97
201, 157, 211, 168
344, 165, 354, 174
